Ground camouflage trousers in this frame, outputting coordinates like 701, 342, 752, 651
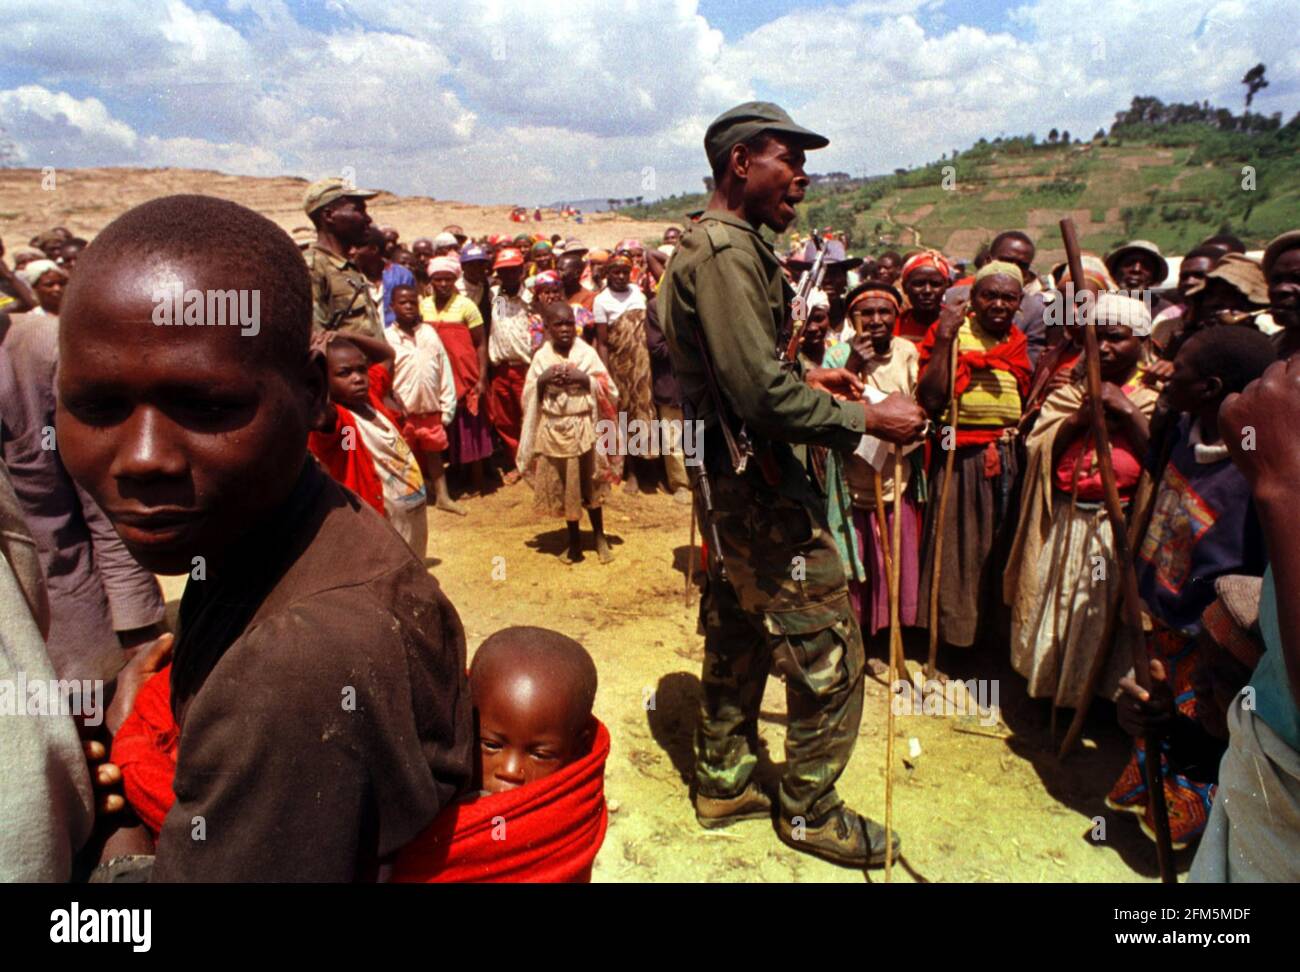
696, 470, 866, 823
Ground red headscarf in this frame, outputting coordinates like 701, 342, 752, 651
901, 249, 953, 286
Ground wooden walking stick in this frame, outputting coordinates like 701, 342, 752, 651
873, 468, 893, 582
873, 465, 913, 686
1059, 429, 1175, 757
851, 340, 913, 684
1057, 217, 1176, 883
926, 334, 960, 679
884, 443, 905, 881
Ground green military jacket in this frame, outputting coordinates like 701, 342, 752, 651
307, 244, 382, 339
658, 210, 866, 486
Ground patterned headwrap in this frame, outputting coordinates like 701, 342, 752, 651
530, 240, 553, 256
901, 249, 953, 286
607, 254, 633, 269
534, 270, 563, 290
1053, 253, 1117, 291
847, 281, 902, 314
616, 238, 644, 253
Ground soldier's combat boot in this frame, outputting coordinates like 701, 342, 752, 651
777, 805, 901, 868
694, 782, 773, 829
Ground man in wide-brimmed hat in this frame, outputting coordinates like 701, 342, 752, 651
1106, 239, 1170, 293
788, 238, 862, 344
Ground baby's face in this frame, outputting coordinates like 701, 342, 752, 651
473, 671, 586, 794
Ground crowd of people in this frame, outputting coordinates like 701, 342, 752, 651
290, 179, 694, 565
1, 137, 1298, 882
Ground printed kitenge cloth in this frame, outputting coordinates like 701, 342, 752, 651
1136, 416, 1266, 634
1105, 623, 1215, 850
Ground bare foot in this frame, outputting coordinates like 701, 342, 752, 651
622, 476, 640, 495
922, 665, 950, 684
502, 470, 522, 486
562, 548, 583, 564
436, 499, 468, 516
596, 539, 615, 564
672, 487, 692, 506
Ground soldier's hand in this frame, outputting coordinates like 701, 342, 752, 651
805, 366, 863, 400
863, 393, 928, 444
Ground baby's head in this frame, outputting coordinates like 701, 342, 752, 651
470, 626, 597, 794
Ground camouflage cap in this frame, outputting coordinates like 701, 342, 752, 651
704, 101, 828, 174
303, 177, 378, 216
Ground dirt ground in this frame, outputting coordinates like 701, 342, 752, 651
0, 166, 679, 251
156, 476, 1194, 884
14, 164, 1197, 883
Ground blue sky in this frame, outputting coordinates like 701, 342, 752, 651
2, 0, 1296, 204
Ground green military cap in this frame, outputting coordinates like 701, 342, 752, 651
29, 229, 63, 251
303, 177, 378, 216
704, 101, 829, 173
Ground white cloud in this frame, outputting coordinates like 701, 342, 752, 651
0, 85, 138, 163
0, 0, 1295, 203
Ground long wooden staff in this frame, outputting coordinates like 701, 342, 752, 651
852, 342, 913, 684
926, 335, 960, 679
885, 443, 904, 880
873, 467, 913, 686
1058, 218, 1175, 883
1057, 447, 1169, 757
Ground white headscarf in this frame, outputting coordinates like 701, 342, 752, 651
17, 259, 66, 287
1093, 292, 1152, 337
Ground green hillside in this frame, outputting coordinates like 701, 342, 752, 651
626, 97, 1300, 265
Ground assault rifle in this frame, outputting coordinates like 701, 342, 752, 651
684, 400, 728, 584
322, 280, 368, 331
781, 232, 827, 364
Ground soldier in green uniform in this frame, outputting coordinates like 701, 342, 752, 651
659, 102, 928, 867
303, 177, 383, 339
